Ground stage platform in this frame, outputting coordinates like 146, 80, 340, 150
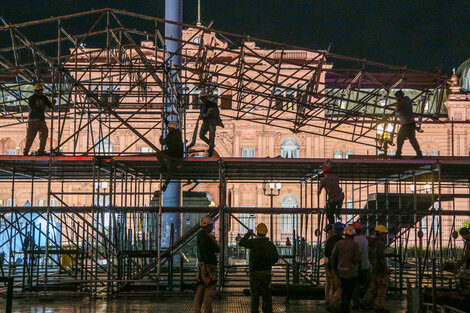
0, 155, 468, 182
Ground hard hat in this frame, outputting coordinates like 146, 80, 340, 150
322, 166, 331, 173
256, 223, 268, 235
352, 221, 363, 230
375, 224, 388, 233
395, 90, 404, 98
168, 121, 178, 129
323, 224, 333, 232
333, 222, 345, 233
200, 216, 213, 227
344, 225, 356, 236
34, 83, 43, 91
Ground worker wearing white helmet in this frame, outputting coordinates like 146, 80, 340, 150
193, 216, 219, 313
362, 225, 390, 313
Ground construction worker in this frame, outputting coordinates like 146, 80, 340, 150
454, 227, 470, 272
330, 225, 360, 313
157, 121, 184, 192
23, 83, 53, 156
362, 225, 390, 313
194, 216, 219, 313
351, 221, 371, 309
324, 222, 344, 312
199, 91, 224, 157
239, 223, 279, 313
318, 166, 344, 224
388, 90, 423, 158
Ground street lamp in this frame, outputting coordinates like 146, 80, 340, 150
376, 123, 395, 155
263, 181, 282, 242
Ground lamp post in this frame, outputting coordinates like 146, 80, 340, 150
263, 181, 282, 243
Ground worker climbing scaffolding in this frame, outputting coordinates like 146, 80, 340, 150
157, 120, 184, 192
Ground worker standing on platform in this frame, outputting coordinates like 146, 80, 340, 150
330, 225, 360, 313
318, 166, 345, 224
454, 227, 470, 272
23, 83, 53, 156
194, 216, 219, 313
324, 222, 344, 312
199, 91, 224, 157
157, 121, 184, 192
362, 225, 390, 313
239, 223, 279, 313
388, 90, 423, 159
351, 221, 371, 309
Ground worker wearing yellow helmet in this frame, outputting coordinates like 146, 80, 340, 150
24, 83, 53, 156
362, 225, 390, 313
239, 223, 279, 313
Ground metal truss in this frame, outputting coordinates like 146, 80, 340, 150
0, 8, 448, 153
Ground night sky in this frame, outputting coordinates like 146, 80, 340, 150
3, 0, 469, 73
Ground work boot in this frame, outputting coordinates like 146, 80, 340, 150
392, 154, 402, 159
36, 150, 45, 156
23, 151, 29, 156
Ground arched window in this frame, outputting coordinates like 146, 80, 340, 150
333, 149, 343, 159
281, 138, 300, 158
430, 150, 439, 156
345, 149, 354, 159
280, 194, 298, 234
37, 198, 47, 207
421, 150, 427, 156
387, 149, 396, 156
95, 137, 113, 155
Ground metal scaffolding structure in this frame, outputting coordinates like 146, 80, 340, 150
0, 8, 467, 311
0, 8, 448, 152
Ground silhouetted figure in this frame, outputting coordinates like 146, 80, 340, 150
157, 121, 184, 191
24, 83, 53, 156
199, 92, 224, 157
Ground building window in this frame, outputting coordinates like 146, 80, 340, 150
345, 149, 354, 159
50, 199, 59, 207
274, 88, 284, 110
7, 198, 15, 207
139, 147, 154, 153
430, 150, 439, 156
95, 137, 113, 155
387, 149, 396, 156
280, 194, 298, 234
333, 149, 343, 159
421, 150, 427, 156
345, 200, 353, 224
239, 213, 256, 232
37, 198, 47, 207
94, 195, 110, 207
0, 198, 3, 206
241, 148, 256, 158
6, 149, 17, 155
280, 138, 300, 158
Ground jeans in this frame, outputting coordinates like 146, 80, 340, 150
352, 268, 370, 306
199, 120, 216, 157
156, 150, 182, 190
326, 199, 343, 225
396, 123, 421, 156
250, 270, 272, 313
193, 263, 218, 313
340, 277, 356, 313
24, 119, 48, 155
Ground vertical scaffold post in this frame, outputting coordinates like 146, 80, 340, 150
217, 159, 227, 294
157, 173, 163, 291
